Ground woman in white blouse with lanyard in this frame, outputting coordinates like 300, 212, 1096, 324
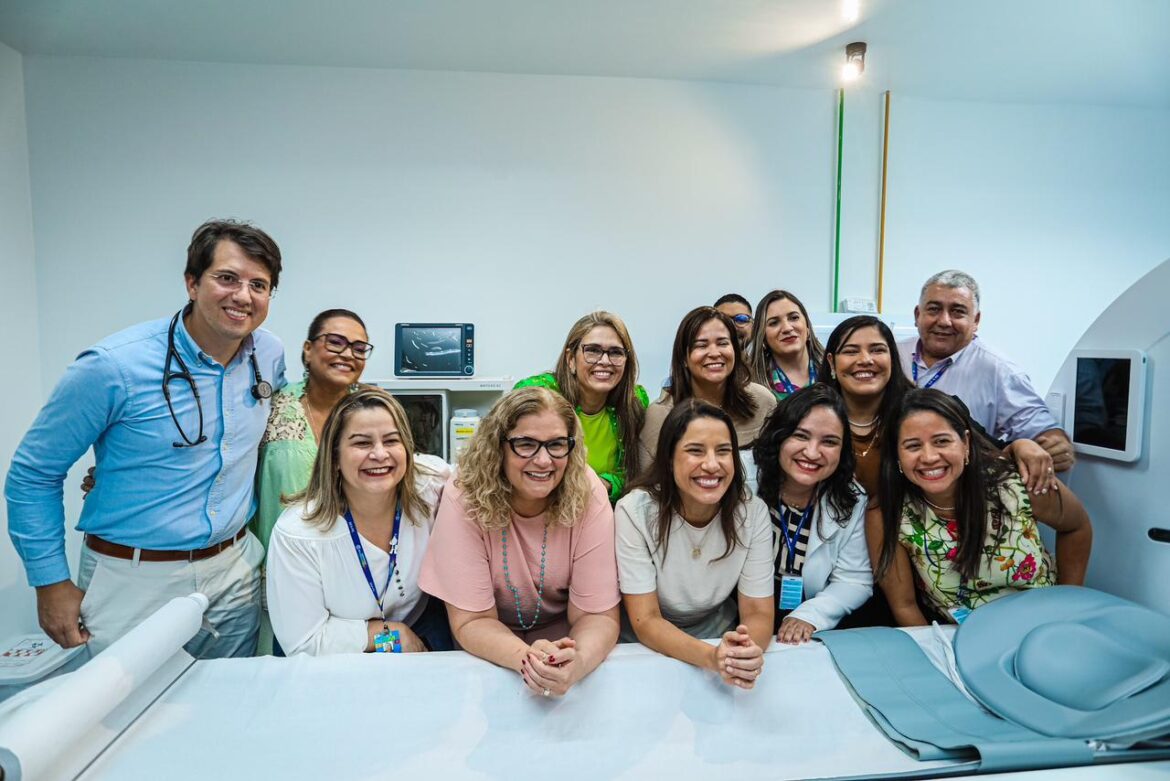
617, 399, 774, 689
751, 385, 872, 644
266, 387, 452, 655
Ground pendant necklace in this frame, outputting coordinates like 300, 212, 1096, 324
680, 516, 716, 560
853, 422, 883, 459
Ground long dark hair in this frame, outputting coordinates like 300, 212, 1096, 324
876, 389, 1011, 581
628, 399, 746, 562
819, 315, 913, 430
753, 385, 861, 539
669, 307, 758, 420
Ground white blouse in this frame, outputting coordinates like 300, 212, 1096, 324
266, 455, 451, 655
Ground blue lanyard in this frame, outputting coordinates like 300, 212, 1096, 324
779, 502, 814, 574
911, 351, 952, 389
343, 504, 402, 615
772, 356, 817, 396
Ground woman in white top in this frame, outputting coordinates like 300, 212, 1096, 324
617, 399, 774, 690
266, 387, 451, 655
751, 384, 872, 645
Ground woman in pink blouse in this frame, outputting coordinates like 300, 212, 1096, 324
420, 387, 620, 698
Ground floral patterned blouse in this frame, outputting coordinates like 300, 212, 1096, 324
250, 380, 318, 553
897, 473, 1056, 621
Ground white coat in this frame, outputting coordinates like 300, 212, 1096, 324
772, 486, 873, 630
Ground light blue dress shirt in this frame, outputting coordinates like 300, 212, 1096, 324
5, 312, 286, 587
899, 336, 1059, 443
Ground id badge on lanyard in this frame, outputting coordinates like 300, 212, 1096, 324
948, 581, 972, 624
779, 574, 804, 611
374, 626, 402, 653
778, 502, 812, 610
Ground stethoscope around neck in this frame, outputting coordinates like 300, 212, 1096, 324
164, 307, 273, 448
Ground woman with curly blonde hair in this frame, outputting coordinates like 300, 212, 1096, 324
420, 387, 620, 698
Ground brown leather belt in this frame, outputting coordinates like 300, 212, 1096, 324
84, 527, 248, 562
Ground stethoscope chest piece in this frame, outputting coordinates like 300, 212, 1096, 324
251, 379, 273, 400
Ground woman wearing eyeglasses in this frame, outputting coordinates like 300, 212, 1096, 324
265, 388, 452, 655
748, 290, 825, 401
639, 307, 776, 473
420, 387, 620, 698
515, 312, 648, 503
251, 309, 376, 553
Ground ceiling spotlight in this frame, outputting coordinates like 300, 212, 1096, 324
841, 41, 867, 82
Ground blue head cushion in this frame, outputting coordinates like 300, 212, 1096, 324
1014, 623, 1169, 711
955, 586, 1170, 742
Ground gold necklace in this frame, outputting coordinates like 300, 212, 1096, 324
679, 517, 717, 560
852, 423, 882, 459
301, 396, 330, 441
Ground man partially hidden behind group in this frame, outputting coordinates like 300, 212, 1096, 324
5, 220, 286, 657
900, 270, 1074, 472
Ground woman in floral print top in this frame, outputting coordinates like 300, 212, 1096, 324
866, 389, 1093, 626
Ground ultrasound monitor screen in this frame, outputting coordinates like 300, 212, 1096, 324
400, 326, 462, 374
1073, 357, 1131, 452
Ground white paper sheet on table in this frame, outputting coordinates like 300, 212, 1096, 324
77, 636, 965, 781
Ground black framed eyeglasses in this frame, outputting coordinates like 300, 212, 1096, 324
579, 344, 627, 366
312, 333, 374, 360
505, 436, 575, 459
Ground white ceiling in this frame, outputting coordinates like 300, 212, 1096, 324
0, 0, 1167, 107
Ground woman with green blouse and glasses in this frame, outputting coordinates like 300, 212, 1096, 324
251, 308, 375, 551
515, 312, 648, 503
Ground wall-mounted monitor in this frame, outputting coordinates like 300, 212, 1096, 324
1070, 348, 1147, 462
394, 323, 475, 377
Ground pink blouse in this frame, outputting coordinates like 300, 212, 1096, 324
419, 471, 619, 641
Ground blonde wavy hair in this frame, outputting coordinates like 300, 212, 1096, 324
552, 311, 645, 479
455, 387, 591, 530
289, 387, 438, 528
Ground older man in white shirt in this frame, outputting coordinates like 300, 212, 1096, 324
898, 270, 1075, 471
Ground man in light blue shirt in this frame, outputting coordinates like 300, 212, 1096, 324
898, 270, 1074, 471
5, 220, 287, 656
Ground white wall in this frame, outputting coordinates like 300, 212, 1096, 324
879, 95, 1170, 392
0, 42, 41, 638
22, 58, 1168, 397
22, 56, 847, 391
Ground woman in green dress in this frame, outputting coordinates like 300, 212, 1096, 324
515, 311, 648, 503
251, 308, 374, 550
